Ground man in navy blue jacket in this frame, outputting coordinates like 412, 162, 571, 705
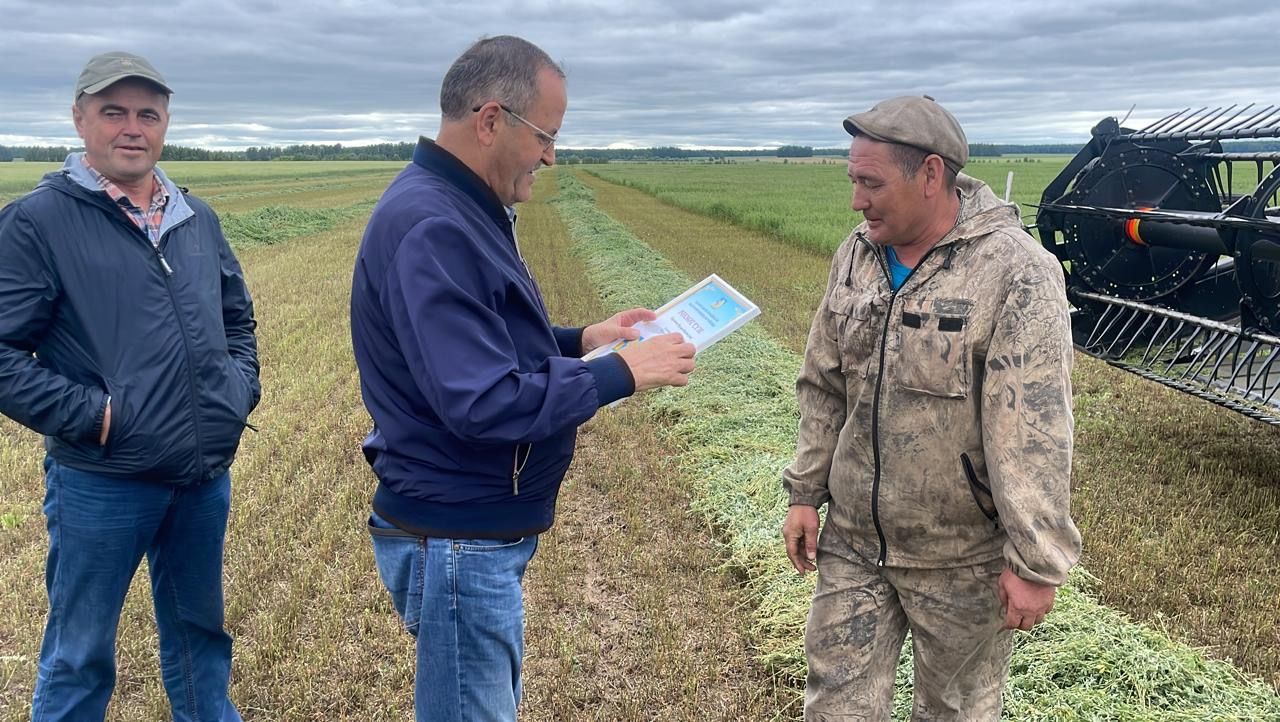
351, 36, 695, 721
0, 53, 256, 721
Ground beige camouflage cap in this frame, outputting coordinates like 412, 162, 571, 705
75, 51, 172, 99
843, 95, 967, 173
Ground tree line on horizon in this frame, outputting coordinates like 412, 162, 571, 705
4, 141, 1278, 163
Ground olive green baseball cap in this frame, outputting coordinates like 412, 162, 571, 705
843, 95, 967, 173
75, 51, 172, 99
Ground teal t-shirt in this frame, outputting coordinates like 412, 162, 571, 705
885, 247, 911, 291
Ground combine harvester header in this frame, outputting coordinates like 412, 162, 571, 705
1037, 104, 1280, 424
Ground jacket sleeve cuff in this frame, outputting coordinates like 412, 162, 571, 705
1003, 539, 1072, 587
554, 326, 586, 357
585, 354, 634, 407
787, 490, 830, 508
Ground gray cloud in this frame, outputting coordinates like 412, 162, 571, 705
1, 0, 1276, 149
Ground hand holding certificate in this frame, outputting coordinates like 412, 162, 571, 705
584, 274, 761, 364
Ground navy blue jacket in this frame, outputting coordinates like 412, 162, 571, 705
0, 159, 260, 484
351, 138, 633, 539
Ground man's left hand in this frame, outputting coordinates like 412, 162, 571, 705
997, 567, 1056, 631
582, 308, 657, 354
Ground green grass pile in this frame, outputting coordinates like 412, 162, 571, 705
552, 169, 1280, 720
220, 200, 375, 248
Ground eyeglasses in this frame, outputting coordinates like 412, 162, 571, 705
472, 103, 558, 151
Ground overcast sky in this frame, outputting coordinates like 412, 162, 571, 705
3, 0, 1276, 150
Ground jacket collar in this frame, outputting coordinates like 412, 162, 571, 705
412, 137, 513, 233
53, 152, 196, 235
947, 173, 1018, 243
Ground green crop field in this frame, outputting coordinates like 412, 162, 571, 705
583, 156, 1067, 254
0, 161, 403, 208
2, 157, 1279, 720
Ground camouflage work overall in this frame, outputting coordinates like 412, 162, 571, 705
783, 175, 1081, 720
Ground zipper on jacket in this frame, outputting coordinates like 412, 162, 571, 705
512, 443, 532, 496
149, 217, 206, 476
511, 233, 551, 321
856, 233, 945, 567
94, 202, 207, 472
155, 248, 174, 276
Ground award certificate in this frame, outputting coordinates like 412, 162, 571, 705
584, 274, 760, 360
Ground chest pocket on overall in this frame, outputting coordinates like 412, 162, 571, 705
895, 296, 971, 399
827, 286, 882, 380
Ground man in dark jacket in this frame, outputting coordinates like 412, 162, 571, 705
0, 52, 257, 722
350, 36, 695, 722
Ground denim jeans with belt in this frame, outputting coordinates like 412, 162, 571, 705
368, 511, 539, 722
31, 458, 242, 722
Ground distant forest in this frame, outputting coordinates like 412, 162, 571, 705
4, 140, 1279, 163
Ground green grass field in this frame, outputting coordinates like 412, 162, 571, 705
582, 156, 1065, 254
2, 157, 1279, 720
0, 161, 403, 208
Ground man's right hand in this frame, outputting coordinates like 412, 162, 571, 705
99, 400, 111, 446
782, 504, 820, 573
616, 333, 696, 393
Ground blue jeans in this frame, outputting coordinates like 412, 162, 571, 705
31, 458, 242, 722
368, 512, 539, 722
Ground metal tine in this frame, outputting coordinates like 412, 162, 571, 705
1218, 104, 1274, 134
1242, 348, 1279, 398
1204, 103, 1252, 134
1203, 332, 1243, 383
1167, 106, 1210, 135
1180, 330, 1218, 380
1210, 105, 1277, 141
1263, 364, 1280, 406
1266, 359, 1280, 403
1105, 307, 1151, 358
1163, 325, 1204, 375
1184, 330, 1230, 380
1091, 305, 1131, 354
1111, 311, 1156, 358
1139, 316, 1172, 365
1084, 304, 1121, 351
1185, 105, 1233, 135
1256, 106, 1280, 127
1139, 107, 1192, 135
1135, 109, 1180, 134
1224, 330, 1248, 381
1238, 106, 1280, 135
1223, 340, 1263, 390
1151, 319, 1188, 367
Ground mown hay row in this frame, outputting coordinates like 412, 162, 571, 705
220, 200, 376, 248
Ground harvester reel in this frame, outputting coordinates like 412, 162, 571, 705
1062, 148, 1219, 301
1038, 105, 1280, 424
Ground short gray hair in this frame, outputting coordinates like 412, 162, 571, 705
439, 36, 564, 122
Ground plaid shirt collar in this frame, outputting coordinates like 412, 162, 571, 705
81, 156, 169, 246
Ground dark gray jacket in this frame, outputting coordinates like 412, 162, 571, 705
0, 157, 259, 483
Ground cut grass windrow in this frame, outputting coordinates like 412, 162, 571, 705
220, 200, 376, 248
551, 169, 1280, 721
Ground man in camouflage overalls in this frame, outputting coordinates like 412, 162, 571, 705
781, 96, 1082, 721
